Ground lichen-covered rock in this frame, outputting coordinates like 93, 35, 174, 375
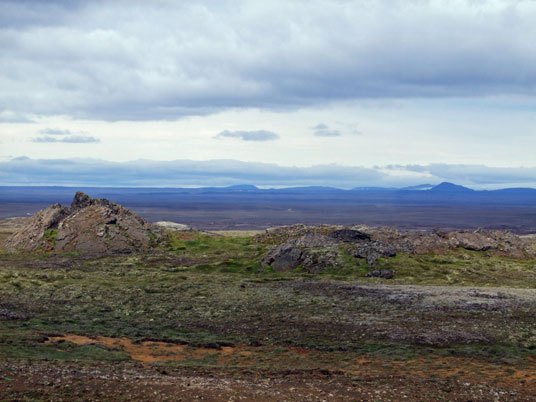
261, 232, 339, 272
4, 192, 162, 254
329, 229, 371, 242
261, 242, 303, 272
354, 241, 397, 266
259, 223, 535, 273
366, 269, 394, 279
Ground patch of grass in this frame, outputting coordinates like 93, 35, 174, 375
43, 228, 58, 244
379, 251, 536, 287
0, 342, 130, 361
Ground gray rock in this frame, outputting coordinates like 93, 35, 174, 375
294, 232, 338, 249
354, 241, 396, 266
261, 242, 303, 272
366, 269, 394, 279
258, 223, 536, 274
329, 229, 371, 242
261, 232, 338, 272
4, 192, 162, 255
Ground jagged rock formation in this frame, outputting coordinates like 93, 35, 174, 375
257, 224, 536, 275
4, 192, 161, 254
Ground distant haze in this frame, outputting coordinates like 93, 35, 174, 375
1, 157, 536, 189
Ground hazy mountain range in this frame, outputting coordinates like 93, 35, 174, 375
1, 182, 535, 206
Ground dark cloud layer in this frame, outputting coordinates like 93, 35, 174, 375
216, 130, 280, 142
1, 1, 536, 121
1, 157, 535, 188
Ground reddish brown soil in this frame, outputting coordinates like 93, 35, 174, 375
3, 334, 526, 401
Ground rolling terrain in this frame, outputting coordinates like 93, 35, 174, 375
1, 192, 536, 400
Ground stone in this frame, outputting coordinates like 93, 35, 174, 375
71, 191, 92, 209
354, 241, 397, 266
328, 229, 371, 242
261, 242, 303, 272
366, 269, 394, 279
261, 232, 339, 272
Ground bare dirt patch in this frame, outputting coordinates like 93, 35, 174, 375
42, 333, 536, 396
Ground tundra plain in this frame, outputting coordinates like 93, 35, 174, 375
2, 204, 536, 400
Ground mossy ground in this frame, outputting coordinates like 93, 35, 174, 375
2, 230, 536, 399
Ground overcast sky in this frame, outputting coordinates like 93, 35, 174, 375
1, 0, 535, 188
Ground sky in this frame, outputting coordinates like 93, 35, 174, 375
1, 0, 535, 188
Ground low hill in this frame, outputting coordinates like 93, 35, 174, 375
4, 192, 161, 254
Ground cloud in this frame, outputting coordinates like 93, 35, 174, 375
216, 130, 280, 142
0, 157, 383, 187
34, 128, 98, 143
399, 164, 536, 186
0, 110, 34, 123
1, 1, 536, 121
39, 128, 73, 135
312, 123, 341, 137
31, 135, 100, 143
1, 157, 535, 189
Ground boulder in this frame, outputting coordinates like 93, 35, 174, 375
4, 192, 162, 254
329, 229, 371, 242
261, 242, 303, 272
444, 230, 499, 251
366, 269, 394, 279
261, 232, 339, 272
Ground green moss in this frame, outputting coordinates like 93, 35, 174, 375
43, 228, 58, 242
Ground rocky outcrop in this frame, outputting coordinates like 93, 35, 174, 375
261, 232, 338, 273
4, 192, 162, 254
257, 224, 536, 275
354, 241, 397, 266
329, 229, 371, 242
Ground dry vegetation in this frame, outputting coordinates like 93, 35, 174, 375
1, 220, 536, 400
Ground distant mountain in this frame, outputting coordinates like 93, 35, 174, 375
428, 182, 474, 193
492, 187, 536, 195
225, 185, 259, 191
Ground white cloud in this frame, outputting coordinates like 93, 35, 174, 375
216, 130, 280, 141
31, 135, 100, 143
39, 128, 73, 135
312, 123, 341, 137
